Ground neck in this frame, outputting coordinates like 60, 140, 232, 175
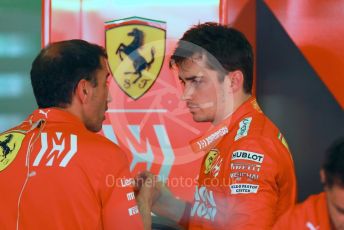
59, 100, 83, 123
212, 92, 251, 126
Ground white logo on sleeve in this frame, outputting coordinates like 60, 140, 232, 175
120, 178, 134, 187
234, 117, 252, 141
230, 183, 259, 194
128, 205, 139, 216
231, 150, 264, 163
39, 109, 50, 118
306, 222, 319, 230
127, 192, 135, 201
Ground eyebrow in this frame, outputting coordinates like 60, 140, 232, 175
179, 75, 200, 81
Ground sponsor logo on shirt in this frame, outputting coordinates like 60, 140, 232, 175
191, 186, 217, 221
230, 183, 259, 194
230, 163, 261, 172
231, 150, 264, 163
230, 172, 259, 181
38, 109, 50, 118
128, 205, 139, 216
306, 222, 319, 230
32, 132, 78, 167
197, 127, 228, 150
127, 192, 135, 201
210, 156, 223, 178
121, 178, 134, 187
234, 117, 252, 141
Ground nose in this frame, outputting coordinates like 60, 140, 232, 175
181, 83, 194, 101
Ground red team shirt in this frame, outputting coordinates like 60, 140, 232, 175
181, 97, 297, 229
273, 192, 331, 230
0, 108, 144, 229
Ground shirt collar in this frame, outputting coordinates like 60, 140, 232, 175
24, 108, 87, 131
190, 97, 261, 153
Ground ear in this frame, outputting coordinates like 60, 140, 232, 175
75, 79, 92, 104
320, 169, 326, 184
226, 70, 244, 93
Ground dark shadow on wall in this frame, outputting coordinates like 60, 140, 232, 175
256, 0, 344, 201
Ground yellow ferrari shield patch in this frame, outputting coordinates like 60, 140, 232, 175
0, 132, 25, 171
204, 149, 219, 174
106, 17, 166, 100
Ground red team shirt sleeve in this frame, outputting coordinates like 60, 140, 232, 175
99, 146, 144, 230
224, 136, 295, 229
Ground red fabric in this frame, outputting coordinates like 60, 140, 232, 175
0, 108, 144, 230
187, 97, 297, 229
273, 192, 331, 230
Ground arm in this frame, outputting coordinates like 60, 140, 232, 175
224, 137, 296, 229
100, 149, 145, 230
152, 182, 188, 223
134, 172, 154, 230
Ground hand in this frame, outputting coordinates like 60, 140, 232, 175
134, 171, 159, 230
134, 172, 187, 224
134, 171, 158, 207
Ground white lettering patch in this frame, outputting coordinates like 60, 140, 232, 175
230, 183, 259, 194
230, 163, 261, 172
126, 192, 135, 201
191, 186, 217, 221
121, 178, 134, 187
234, 117, 252, 141
231, 150, 264, 163
197, 127, 228, 150
128, 205, 139, 216
230, 172, 259, 181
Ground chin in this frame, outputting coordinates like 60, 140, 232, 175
192, 115, 212, 123
86, 123, 103, 133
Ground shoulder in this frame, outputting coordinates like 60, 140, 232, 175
239, 111, 279, 138
231, 111, 289, 155
297, 192, 326, 212
73, 130, 129, 165
273, 193, 327, 229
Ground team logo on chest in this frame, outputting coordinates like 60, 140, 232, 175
204, 149, 223, 177
204, 150, 218, 174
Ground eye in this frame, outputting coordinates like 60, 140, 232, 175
191, 77, 202, 85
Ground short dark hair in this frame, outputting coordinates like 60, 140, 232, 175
30, 39, 107, 108
170, 22, 253, 93
322, 138, 344, 188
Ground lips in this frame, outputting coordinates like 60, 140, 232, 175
186, 103, 199, 112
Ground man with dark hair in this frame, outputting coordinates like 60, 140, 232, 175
0, 39, 151, 229
274, 138, 344, 230
140, 22, 297, 229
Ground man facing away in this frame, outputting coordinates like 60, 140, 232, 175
274, 138, 344, 230
140, 22, 297, 229
0, 39, 152, 229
